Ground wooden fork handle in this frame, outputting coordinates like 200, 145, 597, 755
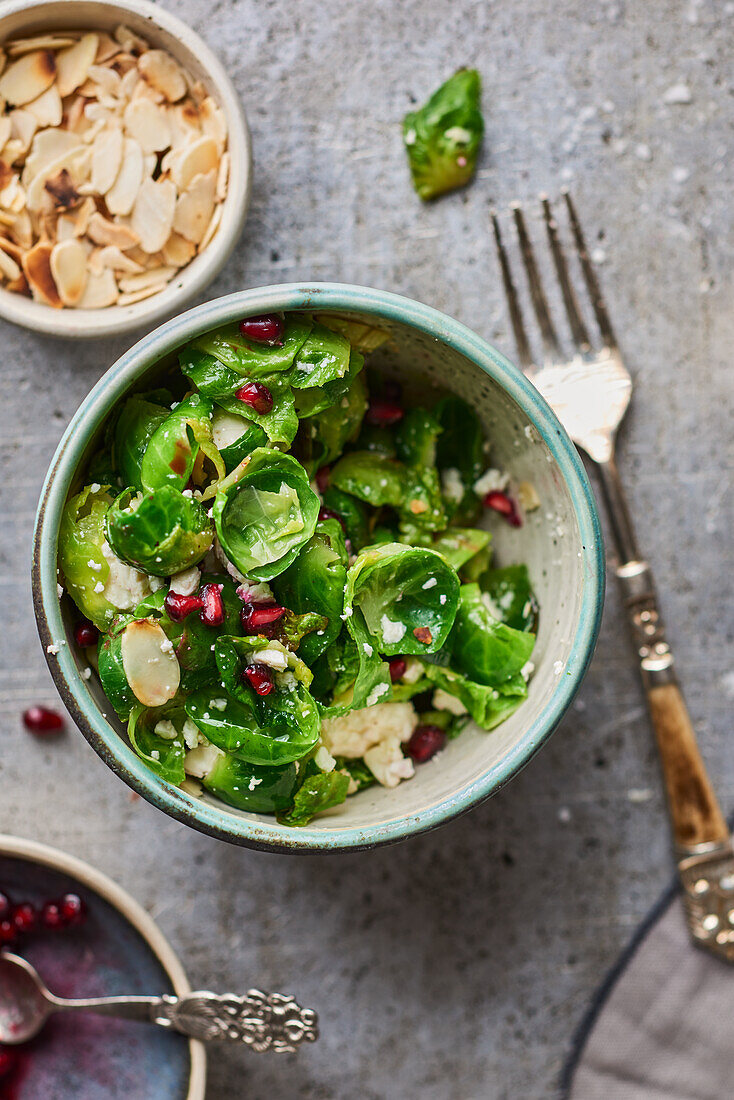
617, 559, 729, 852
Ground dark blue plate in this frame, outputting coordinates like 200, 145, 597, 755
0, 838, 204, 1099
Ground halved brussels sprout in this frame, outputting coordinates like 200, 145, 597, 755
422, 663, 526, 731
444, 583, 535, 687
105, 486, 213, 577
58, 483, 117, 630
201, 753, 299, 814
482, 565, 539, 632
140, 393, 215, 492
128, 703, 186, 785
213, 449, 319, 580
98, 617, 180, 718
403, 69, 484, 201
276, 761, 349, 826
113, 395, 169, 492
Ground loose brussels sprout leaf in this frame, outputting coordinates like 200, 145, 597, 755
272, 518, 348, 666
213, 448, 319, 580
105, 486, 213, 577
191, 315, 312, 377
216, 372, 299, 446
128, 703, 186, 785
211, 408, 267, 473
290, 323, 352, 391
300, 368, 368, 470
330, 451, 406, 508
276, 764, 349, 826
140, 393, 214, 493
434, 395, 485, 522
403, 68, 484, 201
309, 632, 360, 704
482, 564, 539, 633
354, 421, 397, 457
334, 756, 376, 791
432, 527, 491, 571
395, 408, 442, 467
97, 630, 136, 720
58, 484, 117, 630
445, 583, 535, 687
113, 395, 169, 492
422, 664, 526, 731
201, 753, 298, 814
314, 313, 390, 353
321, 487, 370, 550
179, 348, 244, 399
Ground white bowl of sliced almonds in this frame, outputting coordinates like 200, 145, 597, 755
0, 0, 250, 337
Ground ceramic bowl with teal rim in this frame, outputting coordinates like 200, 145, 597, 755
32, 284, 604, 853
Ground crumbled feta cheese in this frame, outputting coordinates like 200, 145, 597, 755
422, 577, 437, 590
214, 538, 247, 583
362, 642, 373, 657
321, 702, 418, 758
314, 745, 336, 772
248, 776, 263, 791
404, 127, 417, 146
184, 743, 223, 778
93, 581, 105, 593
440, 467, 464, 504
57, 584, 64, 599
444, 125, 473, 143
87, 558, 102, 572
380, 615, 406, 644
160, 638, 174, 654
553, 660, 564, 675
521, 661, 535, 682
150, 749, 160, 761
169, 566, 201, 596
432, 689, 468, 716
480, 591, 504, 620
46, 643, 60, 655
236, 580, 274, 604
365, 682, 390, 707
100, 540, 153, 610
402, 657, 424, 684
182, 718, 202, 750
210, 698, 228, 711
363, 737, 415, 788
182, 489, 193, 498
89, 482, 101, 494
81, 667, 92, 681
154, 719, 178, 740
439, 594, 447, 605
252, 647, 288, 671
340, 606, 353, 620
473, 468, 510, 497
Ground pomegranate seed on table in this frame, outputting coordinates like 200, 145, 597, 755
73, 620, 98, 647
40, 901, 64, 931
238, 314, 284, 345
0, 918, 16, 945
199, 584, 225, 627
164, 591, 204, 622
240, 604, 286, 637
388, 657, 407, 682
315, 466, 330, 493
366, 400, 404, 427
22, 706, 64, 735
242, 662, 275, 696
58, 893, 86, 927
235, 381, 274, 414
406, 724, 446, 763
11, 903, 36, 934
483, 489, 522, 527
318, 505, 345, 530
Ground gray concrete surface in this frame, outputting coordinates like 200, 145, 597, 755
1, 0, 733, 1096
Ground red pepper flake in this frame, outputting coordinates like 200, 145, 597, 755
413, 626, 433, 645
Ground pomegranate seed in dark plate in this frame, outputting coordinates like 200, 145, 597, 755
41, 901, 64, 931
483, 490, 522, 527
199, 583, 225, 627
11, 903, 36, 935
22, 706, 64, 735
164, 591, 204, 622
318, 505, 345, 531
0, 919, 16, 945
238, 314, 284, 345
241, 604, 286, 636
0, 893, 10, 920
315, 466, 330, 493
0, 1048, 17, 1078
388, 657, 407, 682
406, 724, 446, 763
73, 620, 98, 647
59, 893, 86, 927
242, 662, 275, 696
366, 400, 404, 427
235, 381, 274, 414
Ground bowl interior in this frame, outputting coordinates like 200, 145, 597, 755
36, 287, 603, 850
0, 0, 250, 338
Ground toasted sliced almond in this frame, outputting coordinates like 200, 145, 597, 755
26, 83, 63, 127
173, 169, 216, 244
123, 97, 171, 153
0, 50, 56, 107
44, 167, 81, 210
168, 101, 201, 150
0, 116, 11, 151
119, 67, 140, 101
8, 108, 37, 153
198, 201, 223, 253
86, 63, 121, 97
76, 266, 117, 308
0, 174, 25, 213
10, 209, 33, 249
121, 619, 180, 707
199, 96, 227, 151
90, 123, 123, 194
517, 480, 541, 512
170, 135, 219, 191
161, 230, 195, 267
138, 49, 187, 102
94, 244, 145, 274
0, 211, 15, 227
87, 210, 139, 249
0, 49, 5, 78
7, 271, 29, 295
0, 247, 21, 280
113, 25, 149, 56
22, 240, 61, 306
23, 129, 81, 186
26, 145, 91, 212
118, 264, 175, 293
94, 33, 120, 64
117, 283, 171, 306
69, 196, 95, 237
50, 238, 87, 305
216, 150, 229, 201
0, 138, 24, 166
105, 136, 142, 215
56, 33, 99, 98
131, 177, 176, 253
6, 35, 78, 57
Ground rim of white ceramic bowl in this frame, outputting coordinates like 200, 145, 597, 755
33, 283, 605, 852
0, 0, 251, 338
0, 833, 206, 1098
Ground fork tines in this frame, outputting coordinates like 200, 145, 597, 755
491, 191, 617, 366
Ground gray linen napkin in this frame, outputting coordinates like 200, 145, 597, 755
563, 884, 734, 1100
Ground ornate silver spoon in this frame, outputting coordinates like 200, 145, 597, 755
0, 953, 318, 1052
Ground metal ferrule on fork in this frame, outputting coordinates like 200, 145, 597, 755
616, 560, 676, 687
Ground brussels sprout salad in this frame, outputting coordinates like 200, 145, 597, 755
57, 312, 538, 827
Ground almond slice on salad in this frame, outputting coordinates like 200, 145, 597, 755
56, 34, 99, 98
90, 123, 123, 194
138, 49, 186, 103
22, 240, 62, 307
131, 177, 176, 253
87, 211, 139, 249
50, 237, 87, 305
75, 266, 117, 308
105, 136, 143, 215
173, 169, 216, 244
0, 50, 56, 106
121, 619, 180, 707
123, 97, 171, 153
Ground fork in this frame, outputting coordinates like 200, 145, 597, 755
491, 192, 734, 962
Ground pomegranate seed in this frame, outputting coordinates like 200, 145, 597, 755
483, 490, 522, 527
366, 400, 404, 427
242, 662, 275, 696
235, 380, 274, 415
241, 604, 286, 637
22, 706, 64, 735
315, 466, 330, 493
0, 919, 16, 945
318, 505, 345, 531
0, 1048, 17, 1079
199, 583, 225, 627
164, 591, 204, 622
412, 626, 433, 645
238, 314, 284, 345
0, 893, 10, 920
11, 903, 36, 935
59, 892, 86, 927
406, 724, 446, 763
73, 620, 98, 647
388, 657, 407, 682
41, 901, 64, 931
